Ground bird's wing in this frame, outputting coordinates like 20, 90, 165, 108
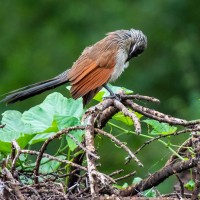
68, 43, 117, 100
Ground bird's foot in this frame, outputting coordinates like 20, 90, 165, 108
103, 93, 121, 101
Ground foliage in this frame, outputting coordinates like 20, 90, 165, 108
0, 85, 197, 198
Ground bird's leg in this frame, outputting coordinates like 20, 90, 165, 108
103, 84, 121, 101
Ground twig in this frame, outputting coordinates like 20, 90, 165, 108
174, 173, 185, 198
11, 140, 21, 176
115, 171, 136, 182
121, 94, 160, 103
95, 128, 143, 167
125, 99, 200, 126
109, 169, 124, 177
113, 100, 141, 134
191, 128, 200, 200
134, 128, 200, 155
21, 149, 87, 171
120, 158, 197, 196
166, 138, 192, 166
33, 125, 85, 184
2, 168, 25, 200
20, 185, 42, 200
67, 133, 99, 160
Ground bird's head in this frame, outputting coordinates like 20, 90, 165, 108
108, 29, 147, 62
126, 29, 147, 62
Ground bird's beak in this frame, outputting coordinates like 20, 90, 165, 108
129, 44, 136, 56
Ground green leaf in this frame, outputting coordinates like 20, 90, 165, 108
132, 177, 142, 185
0, 132, 34, 153
54, 115, 84, 151
113, 111, 143, 126
29, 132, 56, 145
122, 182, 129, 188
40, 156, 65, 173
94, 84, 133, 102
143, 188, 157, 197
184, 179, 195, 191
0, 111, 35, 152
22, 92, 84, 132
143, 119, 177, 135
0, 110, 32, 133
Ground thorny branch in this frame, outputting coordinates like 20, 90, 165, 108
2, 93, 200, 199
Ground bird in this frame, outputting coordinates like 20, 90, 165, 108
1, 29, 147, 106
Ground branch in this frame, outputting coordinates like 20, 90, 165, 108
125, 99, 200, 126
2, 168, 25, 200
121, 94, 160, 103
120, 158, 197, 196
33, 126, 85, 184
113, 100, 141, 134
134, 128, 200, 155
95, 128, 143, 167
21, 149, 87, 171
84, 112, 99, 198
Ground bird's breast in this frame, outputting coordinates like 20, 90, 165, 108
109, 49, 129, 82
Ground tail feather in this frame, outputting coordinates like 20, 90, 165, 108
1, 70, 69, 104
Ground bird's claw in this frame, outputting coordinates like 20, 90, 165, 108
103, 93, 121, 101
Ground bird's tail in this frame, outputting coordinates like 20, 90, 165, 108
1, 70, 69, 104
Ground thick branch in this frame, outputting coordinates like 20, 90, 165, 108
120, 158, 197, 196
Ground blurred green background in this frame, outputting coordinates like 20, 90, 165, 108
0, 0, 200, 194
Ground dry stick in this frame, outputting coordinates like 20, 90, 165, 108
33, 125, 85, 184
82, 99, 114, 122
67, 133, 99, 160
191, 127, 200, 200
174, 173, 185, 198
113, 100, 141, 134
166, 138, 193, 166
120, 158, 197, 197
20, 185, 42, 200
97, 106, 119, 128
134, 128, 200, 155
84, 113, 99, 199
109, 169, 124, 177
95, 128, 143, 167
115, 171, 136, 182
2, 168, 25, 200
11, 140, 21, 176
21, 149, 87, 171
125, 99, 200, 126
121, 94, 160, 103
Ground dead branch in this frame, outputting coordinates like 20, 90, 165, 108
125, 99, 200, 126
20, 149, 87, 171
33, 125, 85, 184
11, 140, 21, 176
113, 99, 141, 134
120, 158, 197, 196
84, 112, 99, 198
2, 168, 25, 200
134, 128, 200, 155
114, 171, 136, 182
3, 93, 200, 199
191, 127, 200, 200
121, 94, 160, 103
95, 128, 143, 167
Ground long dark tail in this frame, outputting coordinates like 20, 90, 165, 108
1, 70, 69, 104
